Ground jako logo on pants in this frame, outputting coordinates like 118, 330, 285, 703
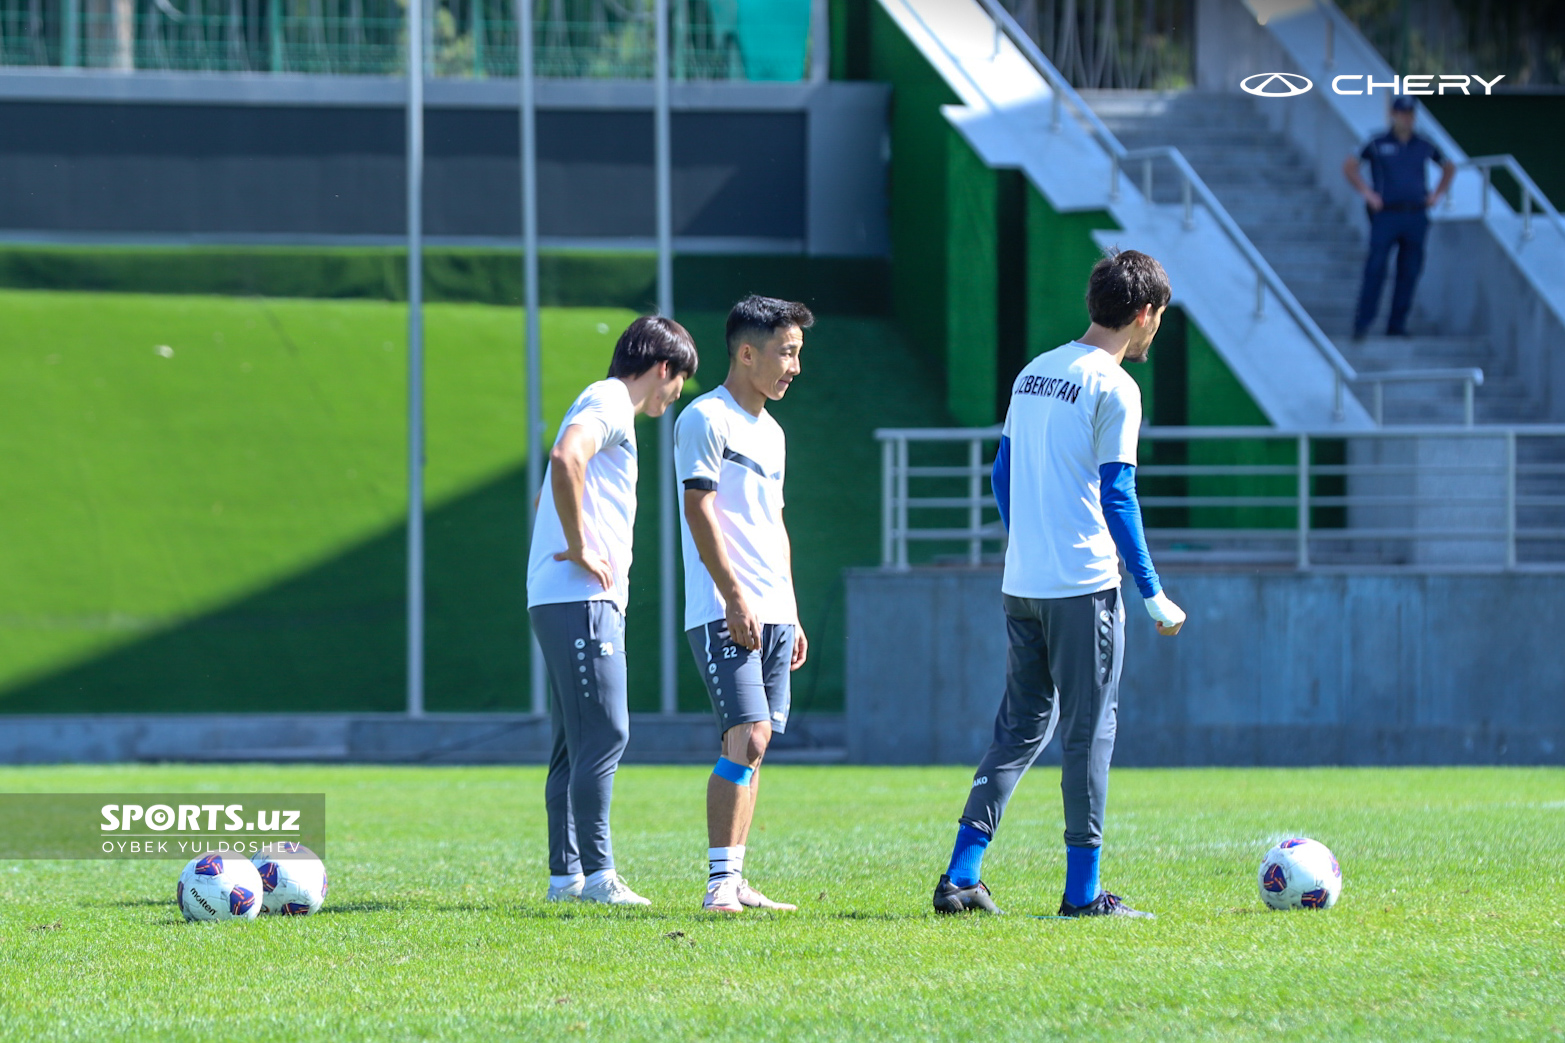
1241, 72, 1313, 97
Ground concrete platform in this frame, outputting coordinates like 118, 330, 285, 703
0, 713, 846, 765
846, 567, 1565, 766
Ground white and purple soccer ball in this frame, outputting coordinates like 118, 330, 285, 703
1258, 837, 1342, 910
177, 851, 264, 922
251, 843, 328, 916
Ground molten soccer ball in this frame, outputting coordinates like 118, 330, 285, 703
251, 843, 328, 916
1258, 837, 1342, 911
177, 851, 264, 922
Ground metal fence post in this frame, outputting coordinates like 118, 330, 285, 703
1181, 176, 1194, 230
1109, 154, 1120, 202
896, 437, 910, 569
1142, 158, 1153, 202
1373, 382, 1384, 425
1504, 430, 1517, 570
1050, 88, 1061, 132
1522, 191, 1534, 240
1464, 379, 1475, 427
968, 437, 982, 565
1254, 271, 1265, 319
1296, 434, 1311, 569
881, 437, 894, 568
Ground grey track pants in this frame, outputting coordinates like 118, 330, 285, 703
960, 588, 1124, 849
530, 600, 630, 876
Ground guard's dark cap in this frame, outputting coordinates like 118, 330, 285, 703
1391, 96, 1416, 112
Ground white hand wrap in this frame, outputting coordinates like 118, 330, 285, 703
1144, 591, 1186, 628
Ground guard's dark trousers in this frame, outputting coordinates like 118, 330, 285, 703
961, 588, 1123, 848
1354, 208, 1428, 336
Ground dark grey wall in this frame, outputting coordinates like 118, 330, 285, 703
0, 73, 890, 253
846, 568, 1565, 766
0, 101, 804, 240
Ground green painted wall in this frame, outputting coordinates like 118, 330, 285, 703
1023, 185, 1119, 361
945, 131, 999, 425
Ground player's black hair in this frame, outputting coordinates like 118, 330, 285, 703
1085, 249, 1172, 330
607, 315, 698, 379
724, 295, 815, 358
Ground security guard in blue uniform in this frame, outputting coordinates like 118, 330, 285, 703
1342, 97, 1457, 339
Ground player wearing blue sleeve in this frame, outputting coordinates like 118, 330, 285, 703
934, 250, 1186, 918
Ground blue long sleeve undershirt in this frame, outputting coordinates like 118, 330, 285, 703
991, 437, 1161, 599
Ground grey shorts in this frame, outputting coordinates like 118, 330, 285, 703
686, 620, 795, 736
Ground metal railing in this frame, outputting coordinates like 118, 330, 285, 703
0, 0, 819, 80
972, 0, 1484, 425
1461, 155, 1565, 243
876, 425, 1565, 572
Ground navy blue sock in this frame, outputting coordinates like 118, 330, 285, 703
946, 824, 991, 888
1064, 844, 1100, 907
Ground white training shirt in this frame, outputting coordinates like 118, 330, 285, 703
675, 385, 797, 631
1001, 342, 1142, 600
526, 379, 638, 612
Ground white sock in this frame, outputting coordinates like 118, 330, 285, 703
550, 873, 584, 890
584, 868, 617, 889
708, 845, 745, 881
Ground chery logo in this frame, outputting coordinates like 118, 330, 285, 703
1241, 72, 1506, 98
1241, 72, 1313, 97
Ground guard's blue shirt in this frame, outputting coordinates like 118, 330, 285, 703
1359, 131, 1445, 207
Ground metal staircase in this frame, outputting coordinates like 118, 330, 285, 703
1079, 89, 1540, 424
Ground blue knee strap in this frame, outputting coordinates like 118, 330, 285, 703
712, 757, 754, 787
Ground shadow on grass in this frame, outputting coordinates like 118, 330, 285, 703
0, 471, 536, 715
0, 316, 947, 720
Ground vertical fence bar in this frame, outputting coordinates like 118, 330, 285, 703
1050, 87, 1061, 131
1522, 190, 1534, 240
1141, 157, 1152, 201
62, 0, 80, 66
472, 0, 484, 76
405, 0, 426, 718
1481, 165, 1491, 216
1322, 4, 1334, 67
1333, 372, 1344, 423
1373, 382, 1384, 425
1464, 378, 1475, 427
1504, 430, 1516, 570
896, 437, 909, 569
520, 0, 546, 716
968, 437, 982, 565
1109, 154, 1119, 201
269, 0, 282, 71
1181, 175, 1193, 229
1296, 433, 1311, 569
810, 0, 828, 81
655, 0, 677, 716
881, 436, 894, 567
1254, 271, 1265, 318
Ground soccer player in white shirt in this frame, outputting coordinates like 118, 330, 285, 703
675, 295, 814, 913
932, 250, 1187, 918
527, 316, 696, 906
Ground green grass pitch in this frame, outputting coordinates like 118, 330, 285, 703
0, 764, 1560, 1040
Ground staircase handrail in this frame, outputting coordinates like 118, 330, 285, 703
1460, 154, 1565, 242
971, 0, 1486, 425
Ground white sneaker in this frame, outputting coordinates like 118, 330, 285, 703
546, 875, 584, 902
703, 875, 743, 913
580, 871, 651, 906
737, 878, 797, 911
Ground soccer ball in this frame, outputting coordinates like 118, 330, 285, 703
177, 851, 264, 922
251, 843, 328, 916
1258, 837, 1342, 910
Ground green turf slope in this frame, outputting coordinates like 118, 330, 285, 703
0, 764, 1559, 1041
0, 291, 947, 713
